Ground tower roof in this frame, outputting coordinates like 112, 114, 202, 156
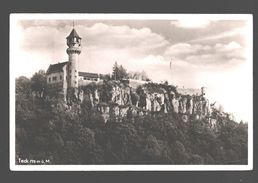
66, 28, 81, 39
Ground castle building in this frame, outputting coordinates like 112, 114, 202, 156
46, 27, 206, 102
46, 28, 101, 100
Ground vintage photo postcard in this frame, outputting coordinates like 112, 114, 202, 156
10, 13, 253, 171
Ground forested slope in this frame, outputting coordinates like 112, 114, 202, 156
15, 75, 248, 165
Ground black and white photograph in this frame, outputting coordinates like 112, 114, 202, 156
10, 14, 253, 171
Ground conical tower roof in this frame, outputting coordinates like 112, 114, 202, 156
66, 28, 81, 39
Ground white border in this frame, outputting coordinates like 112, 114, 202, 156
10, 13, 253, 171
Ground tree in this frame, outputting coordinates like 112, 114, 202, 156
112, 61, 119, 80
16, 76, 31, 97
112, 62, 128, 80
128, 70, 150, 81
31, 70, 47, 97
142, 135, 162, 163
100, 73, 111, 81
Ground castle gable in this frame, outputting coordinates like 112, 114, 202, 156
46, 61, 68, 74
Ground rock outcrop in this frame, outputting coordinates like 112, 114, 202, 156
73, 81, 214, 123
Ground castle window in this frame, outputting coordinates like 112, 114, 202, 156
53, 76, 57, 81
48, 77, 51, 82
60, 76, 62, 80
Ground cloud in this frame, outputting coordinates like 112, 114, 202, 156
225, 41, 242, 49
20, 22, 169, 52
188, 27, 246, 43
77, 23, 169, 52
126, 55, 201, 85
164, 43, 212, 58
16, 21, 170, 77
214, 41, 242, 52
164, 41, 246, 67
77, 23, 170, 73
20, 25, 68, 52
171, 20, 211, 29
129, 55, 167, 67
126, 55, 171, 82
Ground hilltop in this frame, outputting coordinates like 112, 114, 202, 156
15, 72, 248, 164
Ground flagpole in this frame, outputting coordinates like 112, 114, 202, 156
170, 58, 172, 84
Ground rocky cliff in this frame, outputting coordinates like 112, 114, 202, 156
66, 81, 216, 125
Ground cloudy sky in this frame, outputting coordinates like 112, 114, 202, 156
10, 14, 252, 122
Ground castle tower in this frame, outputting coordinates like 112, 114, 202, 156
66, 28, 81, 88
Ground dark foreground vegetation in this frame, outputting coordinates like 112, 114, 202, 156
15, 73, 248, 165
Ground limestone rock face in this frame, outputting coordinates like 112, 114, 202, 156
179, 97, 187, 114
171, 98, 179, 113
76, 82, 217, 124
202, 98, 210, 116
90, 89, 100, 106
110, 85, 132, 106
187, 98, 193, 115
